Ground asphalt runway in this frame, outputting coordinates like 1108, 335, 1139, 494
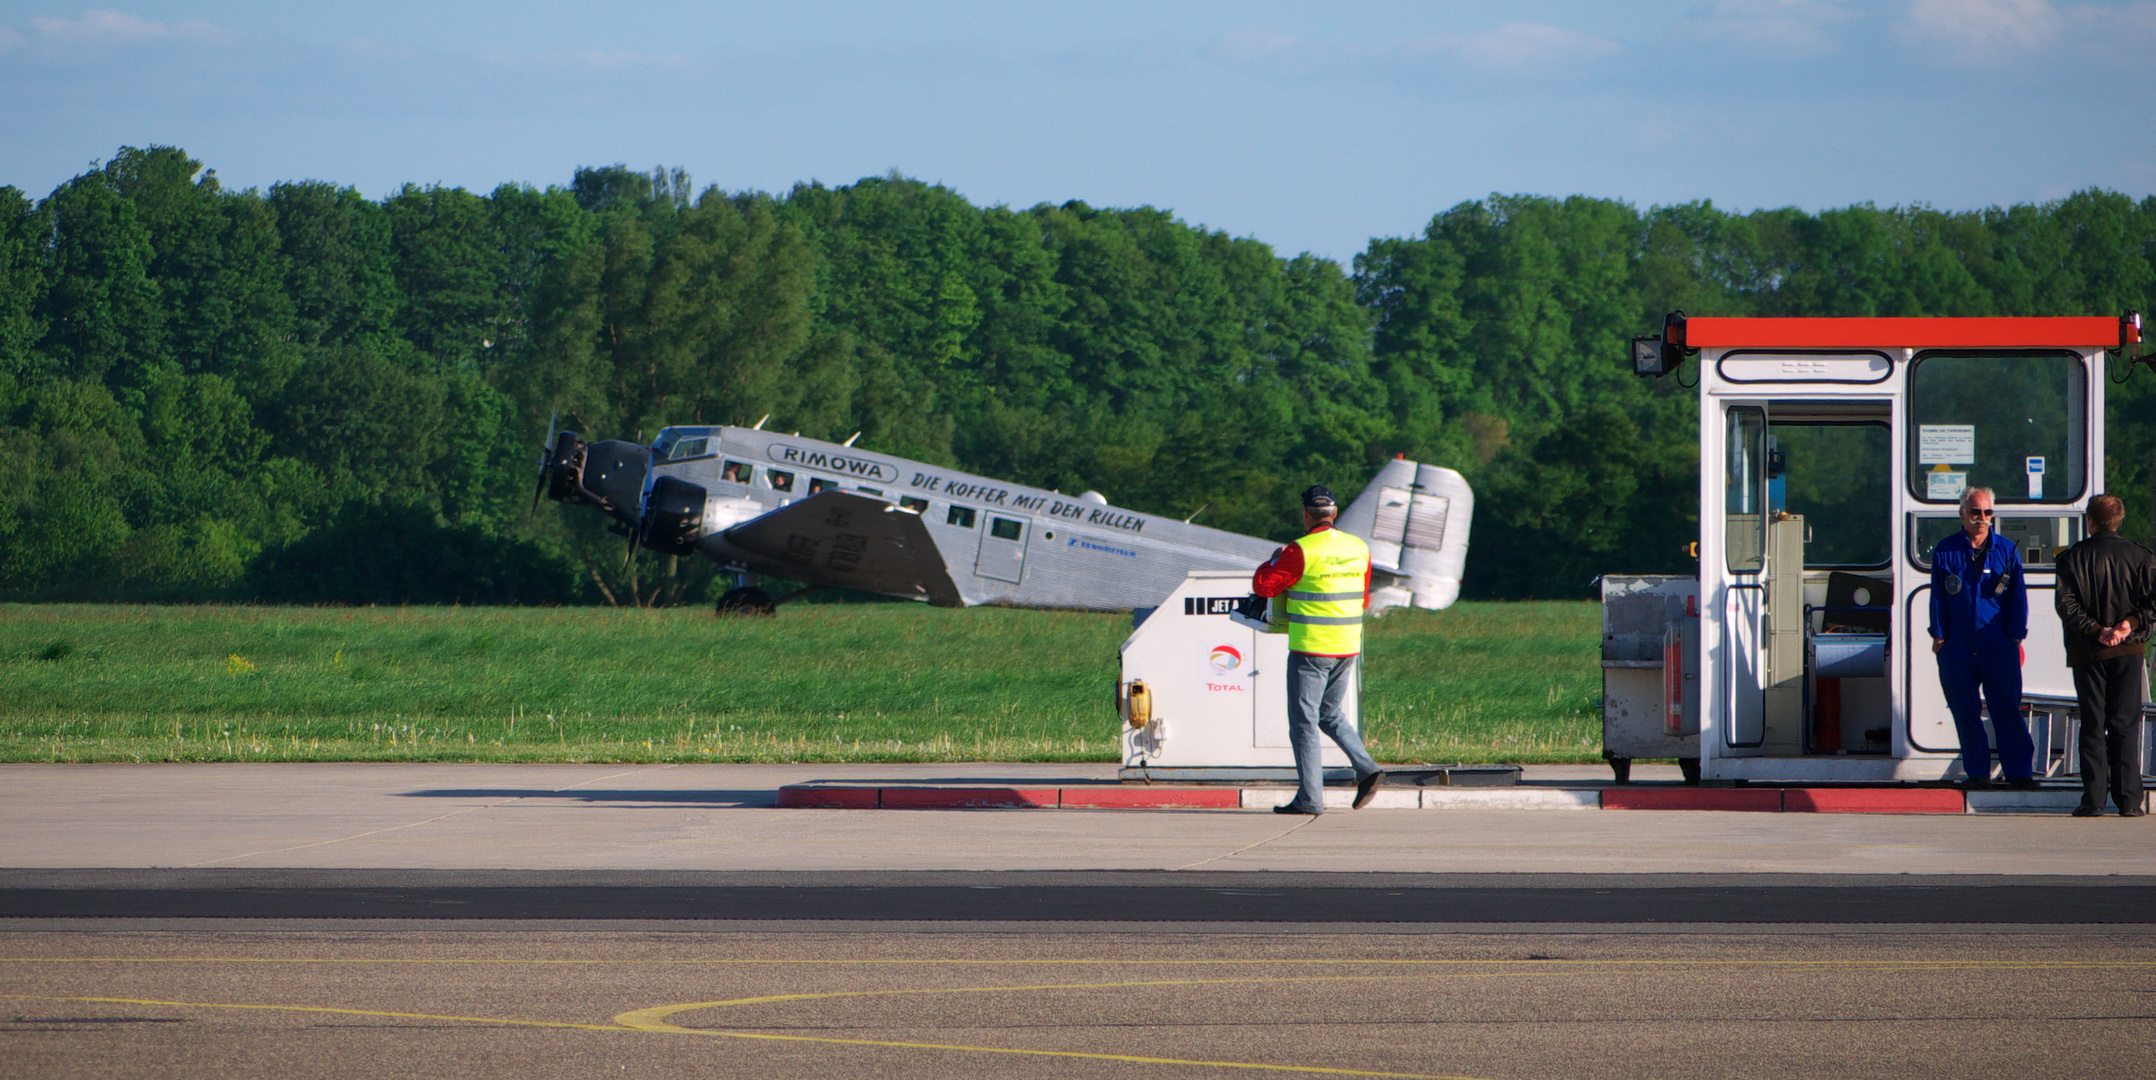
5, 928, 2154, 1079
7, 763, 2154, 1076
3, 869, 2154, 925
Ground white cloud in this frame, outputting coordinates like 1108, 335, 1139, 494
1216, 21, 1621, 77
13, 9, 231, 50
1680, 0, 1864, 57
1448, 23, 1623, 69
1899, 0, 2064, 52
1216, 24, 1304, 64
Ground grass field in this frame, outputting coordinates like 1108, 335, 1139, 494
0, 601, 1604, 764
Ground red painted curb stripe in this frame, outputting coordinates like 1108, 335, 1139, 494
1059, 789, 1241, 809
1784, 788, 1965, 814
879, 787, 1059, 810
775, 787, 879, 809
1601, 789, 1782, 812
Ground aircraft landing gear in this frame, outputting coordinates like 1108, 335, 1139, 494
1606, 755, 1631, 784
716, 587, 776, 616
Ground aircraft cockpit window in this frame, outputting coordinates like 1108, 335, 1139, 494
668, 437, 710, 460
768, 470, 794, 492
808, 478, 838, 495
900, 496, 929, 513
948, 506, 976, 528
990, 517, 1024, 540
720, 460, 752, 483
857, 486, 883, 496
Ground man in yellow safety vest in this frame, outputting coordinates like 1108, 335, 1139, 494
1250, 485, 1385, 814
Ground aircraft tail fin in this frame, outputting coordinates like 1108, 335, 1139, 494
1336, 458, 1474, 612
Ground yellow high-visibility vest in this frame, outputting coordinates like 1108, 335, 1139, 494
1283, 527, 1368, 655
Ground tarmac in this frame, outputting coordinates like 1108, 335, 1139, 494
5, 762, 2153, 1079
2, 762, 2150, 876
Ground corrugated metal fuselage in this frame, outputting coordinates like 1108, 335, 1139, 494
647, 426, 1280, 610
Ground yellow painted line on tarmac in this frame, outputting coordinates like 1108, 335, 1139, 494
617, 989, 1484, 1079
1, 989, 1490, 1079
0, 994, 626, 1032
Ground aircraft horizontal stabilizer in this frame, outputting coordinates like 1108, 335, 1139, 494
724, 492, 965, 607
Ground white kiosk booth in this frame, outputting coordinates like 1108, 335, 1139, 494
1627, 314, 2145, 783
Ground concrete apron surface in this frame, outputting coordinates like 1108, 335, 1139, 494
1, 763, 2149, 874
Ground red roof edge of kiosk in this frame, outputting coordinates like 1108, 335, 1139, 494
1684, 316, 2127, 349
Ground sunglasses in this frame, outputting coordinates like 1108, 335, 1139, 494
1964, 508, 1995, 518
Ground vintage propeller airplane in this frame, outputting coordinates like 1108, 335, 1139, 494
535, 419, 1474, 614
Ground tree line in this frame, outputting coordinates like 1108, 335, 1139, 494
1, 146, 2151, 604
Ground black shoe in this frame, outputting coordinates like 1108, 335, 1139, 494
1274, 802, 1319, 815
2005, 777, 2041, 791
1352, 771, 1386, 810
2120, 807, 2148, 818
2072, 805, 2102, 817
1956, 777, 1993, 792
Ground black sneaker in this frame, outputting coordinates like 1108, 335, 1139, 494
1273, 802, 1320, 816
2072, 805, 2102, 817
1956, 777, 1993, 792
2005, 777, 2041, 791
1352, 771, 1386, 810
2120, 806, 2148, 818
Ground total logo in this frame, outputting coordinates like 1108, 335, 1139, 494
1198, 638, 1250, 689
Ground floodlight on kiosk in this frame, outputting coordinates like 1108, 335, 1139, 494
1628, 311, 1689, 378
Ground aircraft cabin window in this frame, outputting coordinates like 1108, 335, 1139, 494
807, 478, 838, 495
857, 486, 883, 496
768, 470, 794, 492
669, 437, 710, 460
948, 505, 976, 528
900, 496, 929, 513
990, 517, 1024, 541
720, 460, 752, 483
1909, 353, 2085, 504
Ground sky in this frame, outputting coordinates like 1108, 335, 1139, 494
2, 0, 2153, 261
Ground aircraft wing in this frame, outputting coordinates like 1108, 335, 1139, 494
722, 492, 965, 607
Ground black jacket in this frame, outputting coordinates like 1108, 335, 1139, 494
2055, 530, 2156, 666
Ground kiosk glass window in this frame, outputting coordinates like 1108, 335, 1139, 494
1771, 422, 1890, 568
1725, 406, 1765, 573
1909, 353, 2085, 503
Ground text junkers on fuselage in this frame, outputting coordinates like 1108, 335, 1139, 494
539, 424, 1474, 613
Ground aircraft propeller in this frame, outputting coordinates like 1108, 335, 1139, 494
527, 409, 559, 520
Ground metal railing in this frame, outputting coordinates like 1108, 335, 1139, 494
2018, 693, 2156, 778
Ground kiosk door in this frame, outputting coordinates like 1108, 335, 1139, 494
1722, 405, 1769, 750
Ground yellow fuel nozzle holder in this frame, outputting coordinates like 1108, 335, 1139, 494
1124, 679, 1152, 728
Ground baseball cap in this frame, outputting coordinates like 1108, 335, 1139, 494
1301, 485, 1336, 509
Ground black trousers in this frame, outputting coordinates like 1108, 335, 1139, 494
2071, 655, 2147, 812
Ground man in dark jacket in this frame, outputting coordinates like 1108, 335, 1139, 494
2055, 494, 2156, 817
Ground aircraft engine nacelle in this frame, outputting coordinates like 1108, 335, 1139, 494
640, 475, 708, 557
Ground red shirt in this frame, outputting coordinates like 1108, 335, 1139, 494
1251, 524, 1373, 600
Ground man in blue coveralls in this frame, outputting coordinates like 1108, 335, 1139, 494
1929, 486, 2039, 791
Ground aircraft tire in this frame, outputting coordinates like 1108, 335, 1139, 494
715, 587, 777, 617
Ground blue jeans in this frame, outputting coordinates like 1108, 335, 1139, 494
1937, 638, 2034, 780
1287, 653, 1380, 811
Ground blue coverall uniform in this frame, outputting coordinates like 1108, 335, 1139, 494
1929, 531, 2035, 780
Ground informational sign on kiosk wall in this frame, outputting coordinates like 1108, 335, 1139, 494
1918, 425, 1975, 464
2026, 456, 2045, 499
